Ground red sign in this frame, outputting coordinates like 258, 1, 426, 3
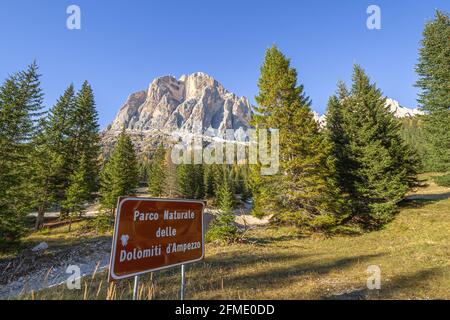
109, 198, 205, 281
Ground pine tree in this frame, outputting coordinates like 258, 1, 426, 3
45, 85, 77, 206
0, 62, 44, 240
30, 84, 78, 225
176, 158, 205, 199
415, 10, 450, 172
211, 163, 224, 196
325, 82, 357, 213
31, 84, 90, 228
203, 165, 215, 198
247, 162, 265, 217
193, 164, 205, 199
176, 163, 194, 198
399, 117, 426, 170
330, 65, 418, 228
206, 174, 238, 243
63, 155, 91, 217
148, 144, 167, 197
0, 75, 24, 240
252, 46, 342, 227
29, 117, 64, 230
99, 129, 139, 214
71, 81, 100, 197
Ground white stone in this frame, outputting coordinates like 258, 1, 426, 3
32, 242, 48, 252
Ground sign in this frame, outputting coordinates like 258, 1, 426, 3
109, 197, 205, 281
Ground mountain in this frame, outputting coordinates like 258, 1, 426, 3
385, 98, 424, 118
106, 72, 251, 133
312, 111, 327, 128
102, 72, 252, 154
315, 98, 424, 128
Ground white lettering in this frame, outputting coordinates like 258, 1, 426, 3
164, 210, 195, 220
134, 210, 159, 222
119, 246, 162, 262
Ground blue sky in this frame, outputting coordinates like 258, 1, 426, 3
0, 0, 448, 128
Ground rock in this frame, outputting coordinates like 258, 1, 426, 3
102, 72, 252, 155
32, 242, 48, 252
312, 111, 326, 128
315, 98, 424, 129
385, 98, 424, 118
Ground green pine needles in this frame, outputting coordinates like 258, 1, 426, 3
416, 10, 450, 178
325, 65, 419, 229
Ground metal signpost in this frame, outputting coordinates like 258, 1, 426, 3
108, 198, 205, 300
180, 264, 186, 300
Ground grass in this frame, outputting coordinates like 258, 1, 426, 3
433, 173, 450, 187
11, 174, 450, 300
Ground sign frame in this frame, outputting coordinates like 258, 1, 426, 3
108, 197, 205, 281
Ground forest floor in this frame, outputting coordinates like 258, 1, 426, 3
1, 174, 449, 300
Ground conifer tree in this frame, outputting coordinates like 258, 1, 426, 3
399, 117, 426, 169
193, 164, 205, 199
71, 81, 100, 197
206, 174, 237, 243
176, 163, 194, 198
42, 85, 77, 215
29, 117, 64, 229
325, 82, 357, 212
251, 46, 342, 226
203, 165, 215, 198
328, 65, 418, 227
211, 163, 224, 196
99, 129, 139, 214
247, 162, 265, 217
0, 62, 44, 240
415, 10, 450, 173
63, 155, 91, 217
148, 144, 167, 197
176, 163, 204, 199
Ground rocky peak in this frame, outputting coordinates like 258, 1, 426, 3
106, 72, 251, 134
102, 73, 253, 155
315, 98, 423, 128
385, 98, 424, 118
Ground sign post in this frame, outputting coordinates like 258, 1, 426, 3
132, 275, 139, 300
108, 197, 205, 300
180, 264, 186, 300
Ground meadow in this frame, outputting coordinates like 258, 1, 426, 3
10, 174, 449, 300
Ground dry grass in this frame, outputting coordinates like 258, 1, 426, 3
15, 174, 450, 300
409, 173, 450, 196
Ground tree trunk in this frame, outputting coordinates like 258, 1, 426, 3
35, 206, 46, 230
60, 207, 69, 220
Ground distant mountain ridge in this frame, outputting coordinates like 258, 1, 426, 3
385, 98, 424, 118
313, 98, 424, 127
